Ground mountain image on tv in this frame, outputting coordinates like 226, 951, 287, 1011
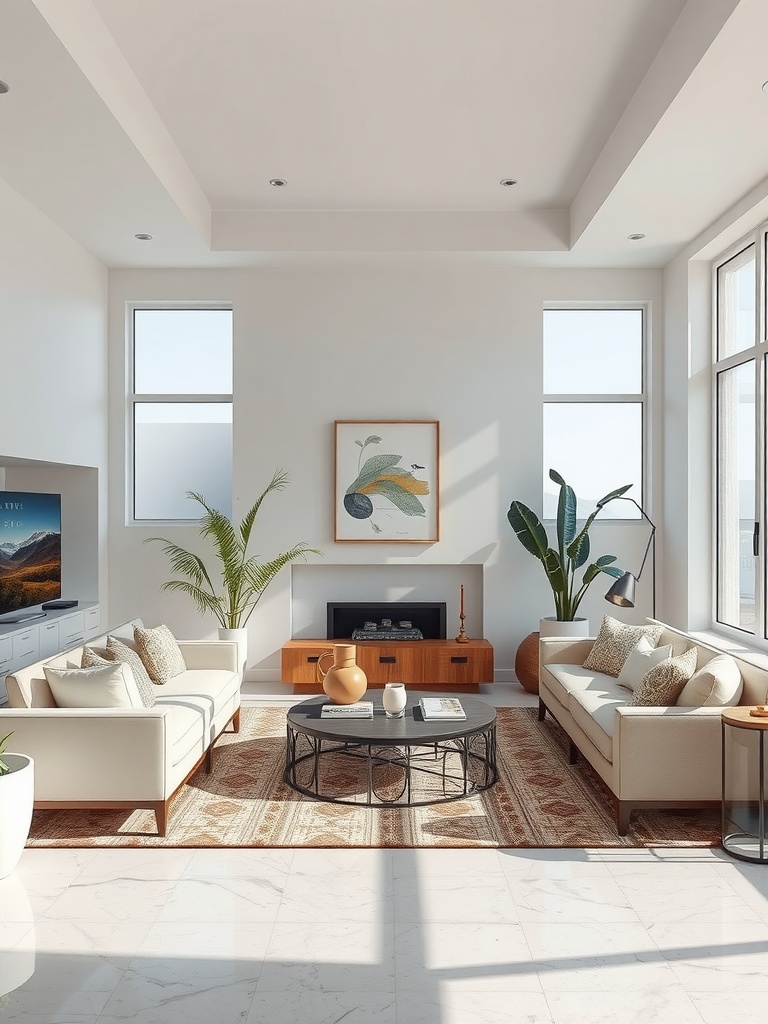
0, 491, 62, 615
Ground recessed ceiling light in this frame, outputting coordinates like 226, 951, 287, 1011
134, 233, 153, 241
627, 233, 645, 241
0, 81, 9, 94
500, 178, 517, 187
269, 178, 287, 187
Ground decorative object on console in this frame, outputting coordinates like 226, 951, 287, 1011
41, 599, 78, 610
334, 421, 439, 542
316, 643, 368, 704
382, 681, 407, 718
146, 469, 321, 672
0, 731, 34, 878
455, 583, 470, 643
604, 496, 657, 617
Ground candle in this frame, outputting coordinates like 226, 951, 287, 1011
460, 584, 464, 618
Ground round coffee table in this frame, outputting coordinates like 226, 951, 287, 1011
284, 692, 497, 807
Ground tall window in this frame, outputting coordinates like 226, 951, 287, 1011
543, 307, 645, 519
131, 308, 233, 522
715, 240, 759, 634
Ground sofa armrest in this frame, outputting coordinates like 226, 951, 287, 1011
539, 636, 596, 666
0, 708, 171, 801
178, 640, 238, 674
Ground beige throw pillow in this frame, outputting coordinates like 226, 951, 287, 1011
617, 636, 674, 692
44, 662, 143, 709
134, 624, 186, 684
583, 616, 665, 677
676, 654, 743, 707
631, 646, 698, 707
104, 637, 158, 706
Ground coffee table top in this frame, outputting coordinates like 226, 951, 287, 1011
287, 692, 496, 745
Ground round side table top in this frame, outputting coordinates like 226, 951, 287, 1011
722, 706, 768, 730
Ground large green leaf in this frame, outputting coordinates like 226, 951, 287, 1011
364, 478, 426, 516
568, 530, 590, 569
507, 501, 550, 563
595, 483, 633, 508
542, 547, 566, 595
346, 454, 403, 494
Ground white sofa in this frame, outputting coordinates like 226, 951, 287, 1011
2, 620, 241, 836
538, 619, 768, 834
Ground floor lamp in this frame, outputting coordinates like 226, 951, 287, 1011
604, 496, 656, 619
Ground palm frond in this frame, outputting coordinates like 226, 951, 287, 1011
239, 468, 289, 548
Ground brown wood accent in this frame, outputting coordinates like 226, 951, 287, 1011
281, 638, 493, 692
722, 706, 768, 730
32, 706, 242, 837
616, 799, 721, 837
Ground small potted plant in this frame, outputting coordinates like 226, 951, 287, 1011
0, 731, 35, 878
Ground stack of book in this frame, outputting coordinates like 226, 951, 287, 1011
320, 701, 374, 719
419, 697, 466, 720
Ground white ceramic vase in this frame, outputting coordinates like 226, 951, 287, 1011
539, 616, 590, 639
0, 754, 34, 879
218, 627, 248, 678
0, 873, 35, 993
382, 682, 407, 718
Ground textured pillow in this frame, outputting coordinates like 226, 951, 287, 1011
81, 645, 110, 668
134, 624, 186, 684
105, 636, 158, 707
583, 616, 665, 677
44, 662, 143, 709
631, 647, 699, 707
677, 654, 743, 707
617, 636, 673, 692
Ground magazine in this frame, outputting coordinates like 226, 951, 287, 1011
419, 697, 466, 720
320, 701, 374, 719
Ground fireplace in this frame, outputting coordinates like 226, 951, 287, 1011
327, 601, 447, 640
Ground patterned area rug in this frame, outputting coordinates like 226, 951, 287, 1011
26, 706, 720, 849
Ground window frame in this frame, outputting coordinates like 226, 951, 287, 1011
127, 303, 234, 525
542, 302, 649, 522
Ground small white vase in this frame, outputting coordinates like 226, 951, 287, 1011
539, 616, 590, 639
382, 682, 407, 718
0, 754, 34, 879
218, 627, 248, 678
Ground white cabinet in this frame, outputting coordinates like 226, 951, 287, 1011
39, 620, 60, 659
59, 613, 85, 651
84, 605, 100, 639
12, 628, 39, 665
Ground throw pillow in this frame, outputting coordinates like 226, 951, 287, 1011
677, 653, 744, 707
105, 636, 157, 707
583, 616, 665, 677
617, 636, 674, 692
631, 646, 699, 707
81, 645, 110, 668
134, 624, 186, 684
44, 662, 143, 709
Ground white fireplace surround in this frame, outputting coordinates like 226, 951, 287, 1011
290, 564, 485, 640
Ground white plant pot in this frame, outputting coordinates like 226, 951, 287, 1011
539, 616, 590, 639
218, 627, 248, 678
0, 754, 34, 879
0, 873, 35, 993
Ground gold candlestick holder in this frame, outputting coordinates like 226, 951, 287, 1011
455, 611, 470, 643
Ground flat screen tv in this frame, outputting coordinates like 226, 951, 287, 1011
0, 491, 62, 620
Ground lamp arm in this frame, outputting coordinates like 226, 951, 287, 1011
611, 496, 656, 581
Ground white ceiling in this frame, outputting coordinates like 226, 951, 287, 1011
0, 0, 765, 268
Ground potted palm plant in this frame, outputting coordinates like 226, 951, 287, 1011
147, 469, 320, 672
0, 731, 34, 879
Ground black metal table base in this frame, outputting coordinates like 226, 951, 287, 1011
284, 723, 497, 807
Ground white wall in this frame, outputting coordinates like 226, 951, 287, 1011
108, 265, 662, 681
0, 177, 108, 612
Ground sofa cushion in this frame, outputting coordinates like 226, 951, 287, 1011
567, 684, 630, 763
583, 616, 664, 677
541, 663, 618, 709
43, 662, 143, 709
631, 646, 698, 706
135, 624, 187, 684
677, 653, 743, 707
82, 645, 156, 709
160, 701, 209, 769
617, 637, 673, 692
107, 636, 157, 696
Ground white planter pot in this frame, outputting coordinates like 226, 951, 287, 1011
539, 616, 590, 639
218, 627, 248, 678
0, 754, 34, 879
0, 873, 35, 993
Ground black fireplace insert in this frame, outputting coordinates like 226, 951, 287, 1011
327, 602, 446, 640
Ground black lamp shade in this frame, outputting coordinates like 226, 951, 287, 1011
605, 572, 637, 608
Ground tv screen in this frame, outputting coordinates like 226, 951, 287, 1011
0, 491, 62, 618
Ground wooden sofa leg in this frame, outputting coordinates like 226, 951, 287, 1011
568, 739, 579, 765
537, 698, 547, 721
616, 801, 632, 837
232, 707, 241, 733
154, 800, 169, 837
205, 746, 213, 774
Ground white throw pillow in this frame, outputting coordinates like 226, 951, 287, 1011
677, 654, 744, 707
43, 662, 143, 709
617, 637, 673, 692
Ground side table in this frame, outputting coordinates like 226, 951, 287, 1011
721, 706, 768, 863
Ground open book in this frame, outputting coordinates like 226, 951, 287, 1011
419, 697, 466, 720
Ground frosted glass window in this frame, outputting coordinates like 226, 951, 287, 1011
544, 309, 642, 395
134, 309, 232, 394
717, 362, 755, 633
543, 404, 642, 520
134, 404, 233, 521
717, 246, 755, 360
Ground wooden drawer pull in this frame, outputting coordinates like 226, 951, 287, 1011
307, 656, 320, 663
379, 656, 396, 664
451, 656, 468, 664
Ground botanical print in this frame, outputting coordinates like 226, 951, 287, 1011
335, 421, 438, 542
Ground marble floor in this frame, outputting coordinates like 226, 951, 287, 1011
3, 685, 768, 1023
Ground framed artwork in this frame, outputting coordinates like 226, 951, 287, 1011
334, 420, 440, 542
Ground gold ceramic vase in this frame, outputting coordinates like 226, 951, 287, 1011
317, 643, 368, 704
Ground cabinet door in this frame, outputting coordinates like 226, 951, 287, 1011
12, 627, 39, 666
39, 620, 60, 659
59, 612, 85, 650
431, 645, 493, 686
356, 645, 425, 684
281, 644, 332, 684
84, 605, 101, 639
